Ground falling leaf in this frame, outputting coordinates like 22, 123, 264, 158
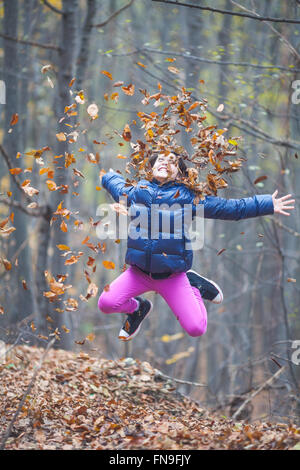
9, 168, 22, 175
122, 124, 131, 142
60, 220, 68, 232
56, 244, 70, 251
65, 152, 76, 168
101, 70, 113, 80
103, 260, 115, 269
168, 66, 179, 74
86, 283, 98, 299
75, 339, 85, 345
121, 83, 135, 96
287, 278, 296, 283
86, 333, 95, 342
22, 180, 39, 197
56, 132, 66, 142
65, 255, 80, 265
0, 226, 16, 237
86, 257, 95, 267
1, 258, 12, 271
41, 64, 52, 74
254, 175, 268, 185
87, 104, 99, 119
110, 202, 128, 216
46, 180, 57, 191
217, 248, 226, 256
110, 92, 119, 103
113, 81, 124, 87
10, 113, 19, 126
217, 104, 224, 112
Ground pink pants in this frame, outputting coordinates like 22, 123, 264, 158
98, 265, 207, 337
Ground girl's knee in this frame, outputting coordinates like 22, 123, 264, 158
187, 321, 207, 337
98, 293, 113, 313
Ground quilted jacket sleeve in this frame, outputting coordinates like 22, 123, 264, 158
101, 170, 135, 206
194, 193, 274, 220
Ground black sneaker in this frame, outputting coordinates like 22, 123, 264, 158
118, 296, 153, 342
187, 270, 223, 304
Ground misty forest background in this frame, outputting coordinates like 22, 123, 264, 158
0, 0, 300, 425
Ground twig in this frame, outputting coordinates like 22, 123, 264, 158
155, 370, 207, 387
110, 46, 300, 73
134, 51, 300, 151
0, 332, 23, 361
92, 0, 135, 28
0, 144, 32, 200
0, 33, 61, 51
151, 0, 300, 24
0, 338, 55, 450
232, 365, 287, 420
41, 0, 64, 15
230, 0, 300, 63
0, 197, 46, 218
271, 217, 300, 238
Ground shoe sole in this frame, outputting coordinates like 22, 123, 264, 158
118, 300, 154, 342
187, 270, 224, 304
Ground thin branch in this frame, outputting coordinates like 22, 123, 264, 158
0, 332, 23, 361
0, 145, 48, 217
0, 144, 41, 209
92, 0, 135, 28
232, 365, 287, 420
155, 370, 207, 387
0, 339, 55, 450
0, 144, 29, 197
271, 218, 300, 238
144, 47, 300, 73
136, 51, 300, 150
0, 32, 61, 52
0, 197, 46, 218
230, 0, 300, 63
104, 47, 300, 73
41, 0, 64, 15
152, 0, 300, 24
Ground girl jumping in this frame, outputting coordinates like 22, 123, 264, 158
98, 152, 295, 341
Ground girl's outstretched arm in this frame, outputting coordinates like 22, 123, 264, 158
197, 191, 294, 220
100, 169, 136, 205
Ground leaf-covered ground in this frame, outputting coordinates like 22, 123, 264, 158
0, 345, 299, 450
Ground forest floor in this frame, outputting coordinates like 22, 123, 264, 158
0, 344, 299, 450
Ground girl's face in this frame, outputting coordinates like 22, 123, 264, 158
152, 153, 179, 182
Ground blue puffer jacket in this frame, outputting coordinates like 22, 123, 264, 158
101, 171, 274, 274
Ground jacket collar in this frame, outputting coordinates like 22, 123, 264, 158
151, 177, 181, 187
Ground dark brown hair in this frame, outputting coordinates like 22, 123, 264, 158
148, 152, 188, 178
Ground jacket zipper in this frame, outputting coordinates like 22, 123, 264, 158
145, 185, 159, 272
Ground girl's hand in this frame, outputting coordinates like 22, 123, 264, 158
272, 190, 295, 216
